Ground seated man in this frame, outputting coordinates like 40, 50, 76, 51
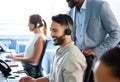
94, 47, 120, 82
19, 14, 87, 82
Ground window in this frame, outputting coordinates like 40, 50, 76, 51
0, 0, 119, 53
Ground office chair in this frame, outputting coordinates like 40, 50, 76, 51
23, 39, 48, 78
84, 55, 94, 82
38, 39, 48, 77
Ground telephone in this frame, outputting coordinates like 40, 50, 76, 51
0, 59, 11, 77
0, 42, 9, 52
0, 46, 6, 52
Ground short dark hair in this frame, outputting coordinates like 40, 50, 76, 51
52, 14, 73, 27
100, 47, 120, 78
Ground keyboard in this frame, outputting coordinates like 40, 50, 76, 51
7, 79, 18, 82
7, 75, 19, 82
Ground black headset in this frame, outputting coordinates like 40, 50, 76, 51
34, 17, 40, 28
34, 16, 43, 28
64, 16, 72, 35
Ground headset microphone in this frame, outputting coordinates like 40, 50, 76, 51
54, 34, 65, 45
56, 35, 65, 40
31, 23, 40, 31
31, 27, 36, 31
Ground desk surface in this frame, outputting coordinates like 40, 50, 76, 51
0, 52, 27, 82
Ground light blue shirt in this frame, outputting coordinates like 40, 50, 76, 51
75, 0, 87, 50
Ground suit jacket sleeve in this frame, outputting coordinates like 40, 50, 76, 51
93, 1, 120, 59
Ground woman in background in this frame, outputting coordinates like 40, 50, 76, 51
6, 14, 47, 78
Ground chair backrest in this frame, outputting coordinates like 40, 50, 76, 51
84, 55, 94, 82
37, 39, 48, 77
38, 40, 48, 67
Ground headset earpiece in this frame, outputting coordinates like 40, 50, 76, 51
36, 23, 40, 27
64, 17, 71, 35
64, 28, 71, 35
35, 22, 42, 28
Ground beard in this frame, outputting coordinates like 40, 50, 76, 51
67, 0, 77, 8
53, 37, 65, 45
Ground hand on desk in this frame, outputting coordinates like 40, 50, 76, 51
6, 54, 17, 61
5, 55, 20, 67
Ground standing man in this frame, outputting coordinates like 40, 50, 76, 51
66, 0, 120, 81
19, 14, 87, 82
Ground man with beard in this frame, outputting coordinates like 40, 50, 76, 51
19, 14, 87, 82
66, 0, 120, 82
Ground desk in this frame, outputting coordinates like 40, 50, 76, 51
0, 52, 27, 82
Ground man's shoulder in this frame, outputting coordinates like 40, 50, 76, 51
92, 0, 108, 6
69, 44, 83, 56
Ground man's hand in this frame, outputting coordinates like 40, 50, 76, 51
82, 48, 96, 57
19, 76, 35, 82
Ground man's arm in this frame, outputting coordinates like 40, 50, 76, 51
63, 54, 87, 82
93, 1, 120, 59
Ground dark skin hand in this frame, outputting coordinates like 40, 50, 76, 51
82, 48, 96, 57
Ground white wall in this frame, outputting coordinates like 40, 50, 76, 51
105, 0, 120, 23
0, 0, 119, 36
0, 0, 52, 36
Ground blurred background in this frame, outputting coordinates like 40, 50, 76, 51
0, 0, 119, 53
0, 0, 119, 75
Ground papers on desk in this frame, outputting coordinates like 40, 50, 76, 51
0, 52, 12, 60
0, 71, 27, 82
0, 52, 27, 82
5, 61, 18, 67
0, 52, 18, 67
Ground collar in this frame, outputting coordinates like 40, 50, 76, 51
56, 42, 74, 55
75, 0, 87, 12
82, 0, 87, 10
